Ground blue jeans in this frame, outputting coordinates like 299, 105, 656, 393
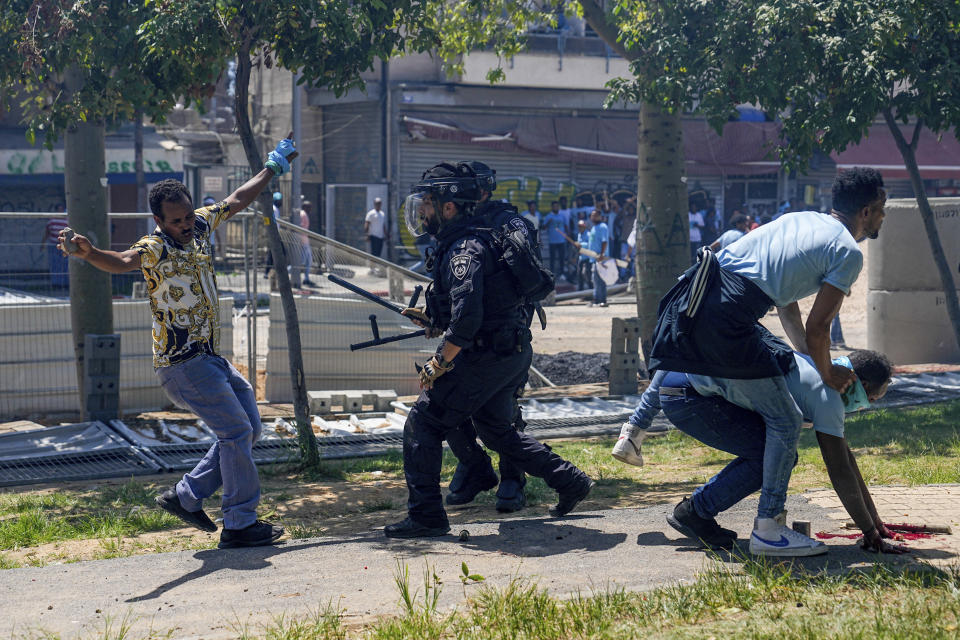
830, 315, 845, 345
682, 373, 803, 518
548, 243, 565, 278
592, 263, 607, 304
628, 370, 666, 429
157, 354, 262, 529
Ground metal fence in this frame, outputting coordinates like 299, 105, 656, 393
0, 210, 430, 420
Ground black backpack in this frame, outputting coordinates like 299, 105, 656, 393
476, 207, 555, 303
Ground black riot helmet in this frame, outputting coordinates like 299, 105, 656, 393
404, 162, 482, 236
467, 161, 497, 196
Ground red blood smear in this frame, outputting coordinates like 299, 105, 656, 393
815, 531, 933, 541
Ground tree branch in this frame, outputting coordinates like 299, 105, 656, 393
910, 117, 923, 151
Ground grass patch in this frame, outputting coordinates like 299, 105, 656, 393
247, 556, 960, 639
0, 479, 180, 551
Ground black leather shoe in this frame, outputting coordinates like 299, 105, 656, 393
445, 464, 498, 506
495, 479, 527, 513
666, 497, 736, 550
218, 520, 284, 549
155, 488, 217, 532
549, 478, 594, 517
384, 516, 451, 539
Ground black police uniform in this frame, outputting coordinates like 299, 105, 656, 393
400, 213, 589, 530
443, 201, 533, 508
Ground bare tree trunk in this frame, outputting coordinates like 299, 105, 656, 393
65, 120, 114, 416
235, 40, 319, 467
633, 104, 688, 362
579, 0, 688, 365
883, 110, 960, 352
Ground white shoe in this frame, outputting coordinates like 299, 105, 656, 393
749, 517, 827, 557
611, 422, 647, 466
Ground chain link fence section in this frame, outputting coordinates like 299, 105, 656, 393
265, 218, 432, 401
0, 210, 433, 419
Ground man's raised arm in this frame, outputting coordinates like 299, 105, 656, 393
224, 135, 298, 219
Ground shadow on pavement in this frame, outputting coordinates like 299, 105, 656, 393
378, 516, 626, 558
125, 534, 381, 603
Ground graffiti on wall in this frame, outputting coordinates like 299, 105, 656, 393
492, 175, 640, 213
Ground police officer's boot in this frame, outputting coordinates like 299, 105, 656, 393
384, 516, 451, 539
494, 478, 526, 513
446, 462, 499, 506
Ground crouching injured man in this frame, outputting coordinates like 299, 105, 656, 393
615, 345, 908, 557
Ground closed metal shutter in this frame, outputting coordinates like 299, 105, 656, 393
323, 102, 382, 184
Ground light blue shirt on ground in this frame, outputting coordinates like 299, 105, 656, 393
542, 212, 566, 244
687, 352, 845, 437
587, 222, 609, 262
716, 211, 862, 307
714, 228, 745, 250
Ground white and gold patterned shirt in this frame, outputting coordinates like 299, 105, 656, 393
132, 201, 229, 369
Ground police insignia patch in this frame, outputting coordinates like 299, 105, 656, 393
450, 253, 472, 279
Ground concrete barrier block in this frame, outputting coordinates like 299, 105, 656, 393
364, 390, 398, 411
307, 390, 334, 414
867, 289, 960, 364
869, 198, 960, 291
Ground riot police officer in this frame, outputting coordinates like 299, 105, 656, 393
385, 161, 593, 538
443, 161, 532, 513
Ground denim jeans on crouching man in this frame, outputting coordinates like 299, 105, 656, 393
667, 372, 802, 519
157, 354, 262, 530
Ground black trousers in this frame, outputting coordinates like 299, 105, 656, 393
403, 341, 585, 527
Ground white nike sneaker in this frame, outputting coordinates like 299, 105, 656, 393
611, 422, 647, 467
749, 517, 827, 557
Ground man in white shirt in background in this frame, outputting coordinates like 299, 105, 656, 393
364, 197, 388, 259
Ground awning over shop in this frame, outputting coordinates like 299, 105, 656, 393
831, 124, 960, 179
402, 113, 783, 175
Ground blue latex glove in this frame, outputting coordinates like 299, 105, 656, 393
264, 137, 296, 175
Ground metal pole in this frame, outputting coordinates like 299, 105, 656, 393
290, 70, 303, 286
243, 216, 254, 387
251, 213, 259, 398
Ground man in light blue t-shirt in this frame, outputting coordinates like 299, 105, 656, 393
585, 209, 609, 306
644, 167, 887, 556
542, 200, 568, 281
708, 212, 749, 252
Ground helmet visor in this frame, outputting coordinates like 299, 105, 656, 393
404, 190, 432, 237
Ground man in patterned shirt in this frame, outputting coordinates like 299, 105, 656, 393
59, 137, 297, 549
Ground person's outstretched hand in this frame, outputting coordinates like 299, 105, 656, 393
58, 229, 92, 259
265, 132, 298, 176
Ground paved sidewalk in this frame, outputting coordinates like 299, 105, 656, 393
0, 492, 956, 639
805, 484, 960, 530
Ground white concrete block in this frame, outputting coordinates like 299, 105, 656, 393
869, 198, 960, 291
867, 289, 960, 364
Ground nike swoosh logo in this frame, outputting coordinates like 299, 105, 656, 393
752, 533, 790, 547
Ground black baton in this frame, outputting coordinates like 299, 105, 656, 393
327, 274, 406, 315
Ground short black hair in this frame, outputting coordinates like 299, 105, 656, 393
729, 213, 748, 227
848, 349, 892, 394
149, 179, 191, 219
832, 167, 885, 216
